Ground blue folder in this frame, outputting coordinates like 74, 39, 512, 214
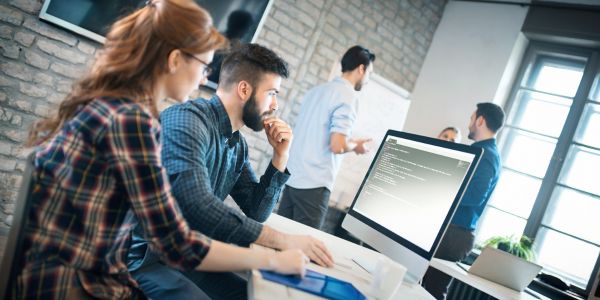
259, 269, 367, 300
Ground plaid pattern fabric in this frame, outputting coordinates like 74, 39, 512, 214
14, 97, 211, 299
128, 96, 290, 269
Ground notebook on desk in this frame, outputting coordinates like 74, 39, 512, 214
467, 246, 542, 292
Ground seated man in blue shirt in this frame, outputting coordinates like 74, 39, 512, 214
422, 102, 505, 300
128, 44, 334, 300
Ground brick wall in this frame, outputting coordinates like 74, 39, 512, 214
0, 0, 101, 254
241, 0, 446, 174
0, 0, 446, 255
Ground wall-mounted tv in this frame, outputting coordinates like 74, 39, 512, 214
39, 0, 273, 89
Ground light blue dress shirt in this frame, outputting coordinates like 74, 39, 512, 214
286, 76, 358, 190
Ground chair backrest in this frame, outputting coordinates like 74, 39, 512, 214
0, 152, 36, 300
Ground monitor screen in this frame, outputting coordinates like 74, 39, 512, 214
39, 0, 273, 88
342, 130, 482, 282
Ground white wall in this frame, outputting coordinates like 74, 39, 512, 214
403, 1, 529, 141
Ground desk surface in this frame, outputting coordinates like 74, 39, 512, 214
248, 214, 434, 300
430, 259, 546, 300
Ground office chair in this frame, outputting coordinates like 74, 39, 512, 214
0, 152, 36, 300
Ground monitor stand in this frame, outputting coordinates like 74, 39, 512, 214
351, 256, 420, 285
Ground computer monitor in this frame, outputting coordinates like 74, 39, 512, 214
342, 130, 483, 283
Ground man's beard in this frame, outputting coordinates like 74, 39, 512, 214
468, 128, 475, 140
242, 91, 271, 131
354, 80, 363, 91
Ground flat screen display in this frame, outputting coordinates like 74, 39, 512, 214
39, 0, 272, 88
352, 135, 476, 252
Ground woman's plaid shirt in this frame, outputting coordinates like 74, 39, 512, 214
14, 97, 212, 299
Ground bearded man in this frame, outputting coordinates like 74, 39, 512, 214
127, 44, 334, 300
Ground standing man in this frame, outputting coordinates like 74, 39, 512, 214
128, 44, 333, 300
422, 102, 505, 299
278, 45, 375, 229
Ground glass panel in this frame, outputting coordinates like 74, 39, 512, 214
500, 129, 557, 178
474, 207, 526, 247
535, 227, 599, 287
559, 145, 600, 196
589, 73, 600, 101
574, 103, 600, 149
530, 60, 584, 97
488, 169, 541, 219
507, 90, 572, 138
543, 187, 600, 244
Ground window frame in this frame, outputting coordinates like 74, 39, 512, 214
480, 41, 600, 294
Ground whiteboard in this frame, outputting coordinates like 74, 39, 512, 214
330, 73, 411, 209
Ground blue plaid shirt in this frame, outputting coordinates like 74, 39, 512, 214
128, 96, 290, 270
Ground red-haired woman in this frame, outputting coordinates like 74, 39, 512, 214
13, 0, 307, 298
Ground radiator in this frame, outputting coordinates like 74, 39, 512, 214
446, 279, 498, 300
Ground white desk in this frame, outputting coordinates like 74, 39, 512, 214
248, 214, 434, 300
430, 259, 547, 300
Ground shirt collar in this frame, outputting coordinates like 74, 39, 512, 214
333, 76, 355, 90
473, 138, 496, 147
209, 95, 240, 146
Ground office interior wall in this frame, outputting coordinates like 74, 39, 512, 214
402, 1, 528, 141
0, 0, 447, 256
242, 0, 447, 173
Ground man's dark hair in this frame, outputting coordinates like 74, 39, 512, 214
341, 45, 376, 72
476, 102, 505, 133
225, 10, 254, 39
219, 43, 289, 88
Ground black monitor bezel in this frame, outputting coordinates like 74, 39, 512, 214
345, 129, 483, 260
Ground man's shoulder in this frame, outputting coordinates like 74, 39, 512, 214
305, 80, 355, 104
160, 99, 215, 127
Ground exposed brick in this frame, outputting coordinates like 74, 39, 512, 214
24, 49, 50, 70
20, 82, 48, 97
10, 114, 21, 125
34, 103, 53, 117
11, 145, 31, 159
34, 72, 53, 86
0, 158, 16, 171
0, 107, 13, 122
22, 17, 77, 46
8, 98, 33, 112
47, 92, 66, 104
326, 14, 340, 28
0, 5, 23, 25
15, 161, 25, 172
50, 61, 86, 79
36, 38, 87, 64
0, 74, 17, 87
4, 202, 15, 215
296, 11, 317, 29
264, 30, 281, 44
8, 0, 42, 14
363, 16, 377, 30
0, 141, 11, 155
297, 1, 320, 18
0, 25, 13, 39
1, 129, 27, 143
14, 30, 35, 46
77, 40, 98, 55
55, 79, 72, 93
2, 60, 33, 81
1, 40, 21, 59
307, 0, 325, 8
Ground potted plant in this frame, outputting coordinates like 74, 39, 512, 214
480, 235, 536, 262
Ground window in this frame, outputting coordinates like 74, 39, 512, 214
474, 42, 600, 293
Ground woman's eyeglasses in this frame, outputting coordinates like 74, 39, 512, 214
182, 52, 213, 77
